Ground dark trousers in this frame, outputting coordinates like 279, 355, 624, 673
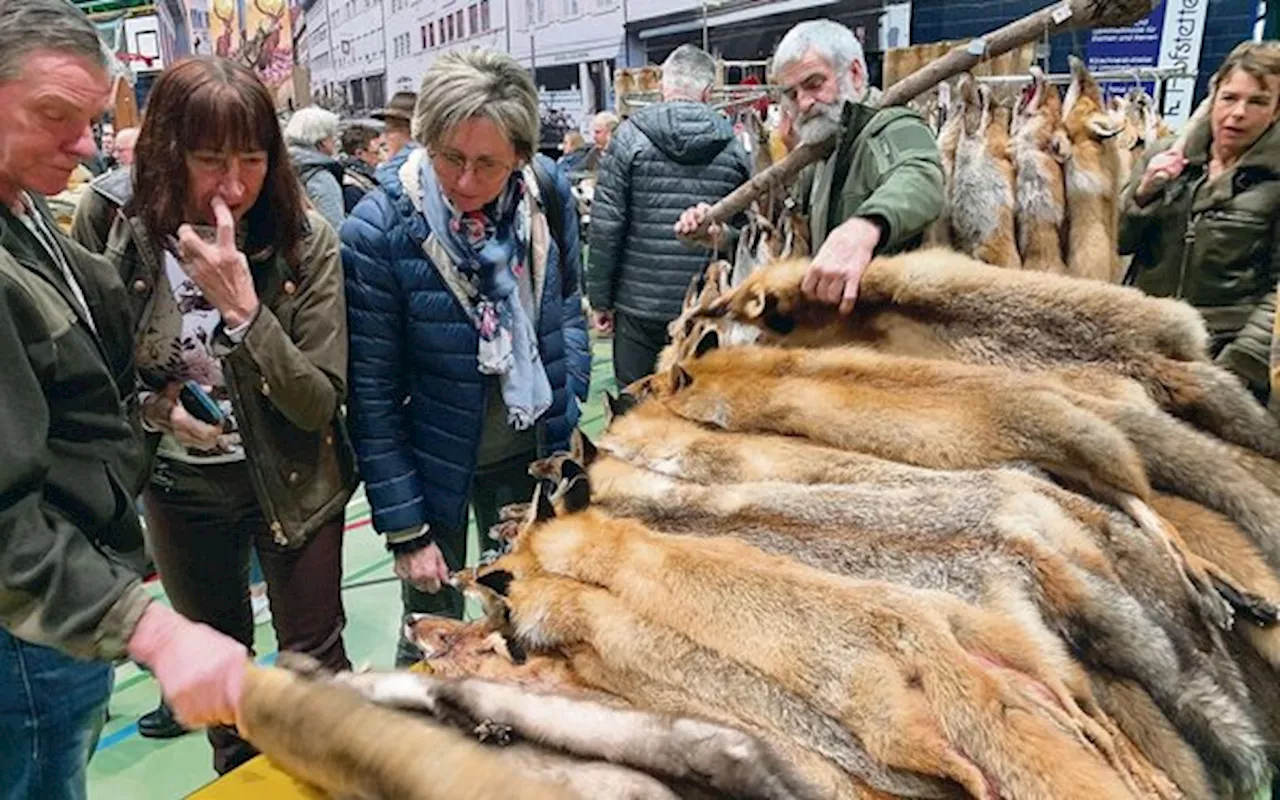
143, 458, 350, 774
613, 310, 672, 388
396, 451, 538, 667
0, 630, 111, 800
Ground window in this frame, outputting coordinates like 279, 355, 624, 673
446, 14, 454, 41
536, 0, 545, 22
422, 24, 431, 48
455, 10, 464, 37
468, 3, 478, 36
480, 0, 490, 31
438, 18, 445, 43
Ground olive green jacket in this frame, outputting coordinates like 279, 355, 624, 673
800, 94, 946, 253
72, 170, 358, 548
1119, 117, 1280, 400
0, 196, 152, 660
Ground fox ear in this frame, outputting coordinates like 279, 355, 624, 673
560, 462, 591, 513
741, 287, 769, 320
693, 328, 720, 359
1088, 113, 1122, 140
477, 569, 514, 597
579, 433, 599, 465
672, 364, 695, 391
534, 482, 557, 522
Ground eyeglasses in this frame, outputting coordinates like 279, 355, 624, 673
430, 149, 514, 183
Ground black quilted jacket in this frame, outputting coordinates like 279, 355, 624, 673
586, 100, 751, 322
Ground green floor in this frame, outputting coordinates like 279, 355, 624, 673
87, 340, 617, 799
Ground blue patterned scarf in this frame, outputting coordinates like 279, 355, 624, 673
419, 158, 552, 430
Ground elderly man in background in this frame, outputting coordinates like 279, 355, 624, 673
112, 126, 139, 167
0, 2, 249, 797
588, 44, 751, 386
284, 106, 346, 230
339, 123, 383, 212
372, 90, 418, 185
678, 19, 944, 314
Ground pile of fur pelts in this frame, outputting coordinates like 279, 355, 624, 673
240, 249, 1280, 800
930, 56, 1170, 282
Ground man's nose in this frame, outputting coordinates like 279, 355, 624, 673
68, 126, 98, 160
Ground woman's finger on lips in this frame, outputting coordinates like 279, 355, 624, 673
211, 197, 236, 250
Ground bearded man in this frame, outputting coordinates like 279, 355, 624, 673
678, 19, 943, 313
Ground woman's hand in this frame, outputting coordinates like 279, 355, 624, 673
143, 383, 223, 450
176, 197, 260, 328
1136, 149, 1188, 204
394, 542, 451, 594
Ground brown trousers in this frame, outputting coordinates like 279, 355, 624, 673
143, 457, 350, 774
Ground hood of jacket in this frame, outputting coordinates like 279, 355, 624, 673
629, 100, 736, 165
289, 145, 344, 180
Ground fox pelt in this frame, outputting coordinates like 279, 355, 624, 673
480, 494, 1184, 800
686, 251, 1280, 460
527, 441, 1270, 796
235, 663, 575, 800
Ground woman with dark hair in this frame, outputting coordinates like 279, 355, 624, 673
72, 57, 356, 773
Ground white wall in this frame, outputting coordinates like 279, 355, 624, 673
385, 0, 507, 95
329, 0, 387, 87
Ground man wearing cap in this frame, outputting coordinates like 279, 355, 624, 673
371, 91, 418, 186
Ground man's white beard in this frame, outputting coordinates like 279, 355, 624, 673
796, 72, 862, 145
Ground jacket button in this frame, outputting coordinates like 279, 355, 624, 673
325, 434, 334, 446
288, 471, 300, 485
261, 381, 271, 396
283, 280, 297, 295
132, 279, 147, 294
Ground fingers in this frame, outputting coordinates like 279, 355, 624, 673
175, 224, 214, 267
800, 262, 822, 299
211, 197, 235, 250
839, 274, 859, 316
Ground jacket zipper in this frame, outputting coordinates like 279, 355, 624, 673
1175, 173, 1209, 300
223, 357, 289, 546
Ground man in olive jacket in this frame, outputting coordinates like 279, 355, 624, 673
0, 2, 251, 796
679, 20, 944, 314
588, 44, 752, 386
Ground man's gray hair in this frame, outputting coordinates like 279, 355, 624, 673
415, 49, 540, 159
284, 106, 341, 148
662, 44, 717, 100
772, 19, 866, 79
0, 0, 110, 83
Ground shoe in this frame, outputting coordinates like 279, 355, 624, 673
137, 701, 189, 739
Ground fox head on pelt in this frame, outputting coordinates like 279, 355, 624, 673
1013, 66, 1067, 154
463, 458, 597, 645
957, 73, 989, 138
697, 258, 817, 337
1062, 55, 1122, 145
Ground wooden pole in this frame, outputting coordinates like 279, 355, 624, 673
688, 0, 1159, 238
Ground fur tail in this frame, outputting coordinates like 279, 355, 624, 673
1096, 401, 1280, 578
1143, 356, 1280, 461
997, 390, 1151, 502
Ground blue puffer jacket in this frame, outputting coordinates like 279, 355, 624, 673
341, 152, 591, 537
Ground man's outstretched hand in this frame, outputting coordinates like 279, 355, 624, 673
802, 216, 881, 315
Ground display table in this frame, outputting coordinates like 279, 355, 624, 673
188, 756, 324, 799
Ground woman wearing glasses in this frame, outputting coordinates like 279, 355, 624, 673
341, 49, 590, 664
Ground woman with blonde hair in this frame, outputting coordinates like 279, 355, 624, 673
341, 49, 590, 664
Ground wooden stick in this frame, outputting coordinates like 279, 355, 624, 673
690, 0, 1159, 237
